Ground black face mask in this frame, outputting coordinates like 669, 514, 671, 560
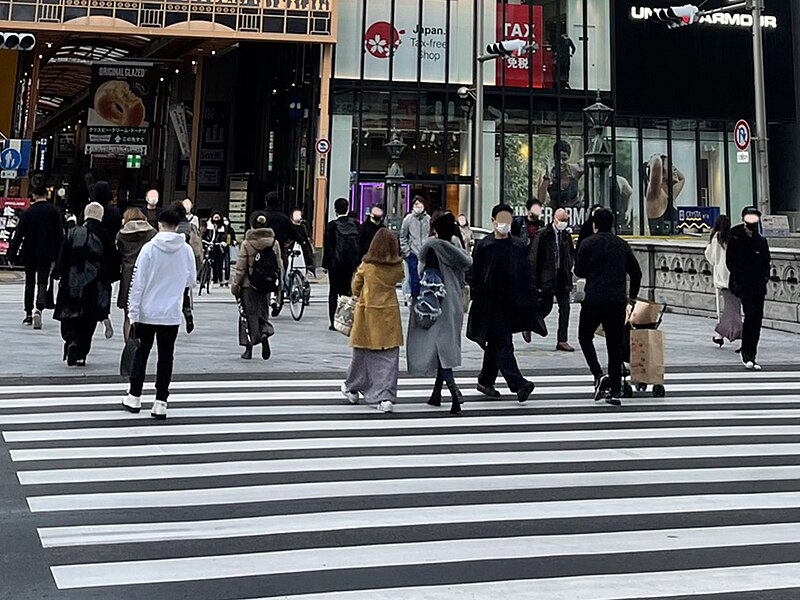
371, 215, 384, 223
746, 221, 759, 233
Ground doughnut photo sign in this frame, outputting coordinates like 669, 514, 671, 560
86, 62, 155, 156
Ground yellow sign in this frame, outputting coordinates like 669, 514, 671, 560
0, 0, 335, 42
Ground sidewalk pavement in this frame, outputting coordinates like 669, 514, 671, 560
0, 282, 797, 379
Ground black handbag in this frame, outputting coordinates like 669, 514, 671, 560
120, 332, 140, 377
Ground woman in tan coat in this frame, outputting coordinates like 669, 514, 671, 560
342, 228, 405, 412
231, 211, 283, 360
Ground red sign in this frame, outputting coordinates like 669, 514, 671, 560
0, 197, 30, 210
734, 119, 751, 151
364, 21, 405, 59
496, 4, 545, 88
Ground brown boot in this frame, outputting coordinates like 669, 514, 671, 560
556, 342, 575, 352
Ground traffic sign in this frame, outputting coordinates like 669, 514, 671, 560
315, 138, 331, 155
734, 119, 751, 152
0, 139, 32, 176
1, 169, 18, 179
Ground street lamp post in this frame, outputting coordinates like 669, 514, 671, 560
583, 95, 615, 210
749, 0, 771, 216
384, 131, 407, 231
474, 1, 485, 222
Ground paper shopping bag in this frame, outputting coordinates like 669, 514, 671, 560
334, 296, 356, 337
629, 299, 664, 328
630, 329, 665, 385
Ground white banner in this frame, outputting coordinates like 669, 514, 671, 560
169, 103, 190, 160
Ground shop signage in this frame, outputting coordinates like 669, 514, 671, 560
0, 0, 334, 42
87, 63, 155, 156
0, 197, 30, 209
177, 101, 230, 192
126, 154, 142, 169
761, 214, 790, 237
677, 206, 719, 234
630, 7, 778, 29
169, 104, 190, 160
496, 4, 544, 88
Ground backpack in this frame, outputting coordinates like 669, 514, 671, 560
249, 245, 280, 293
413, 267, 446, 330
334, 218, 360, 269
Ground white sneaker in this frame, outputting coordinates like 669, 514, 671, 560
151, 400, 167, 420
122, 394, 141, 413
103, 318, 114, 339
753, 361, 763, 371
32, 309, 42, 330
742, 356, 755, 370
378, 400, 394, 413
340, 383, 359, 405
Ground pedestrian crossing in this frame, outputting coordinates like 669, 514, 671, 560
3, 370, 800, 599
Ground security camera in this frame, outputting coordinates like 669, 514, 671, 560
457, 86, 471, 100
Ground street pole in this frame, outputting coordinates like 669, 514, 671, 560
750, 0, 771, 215
474, 0, 485, 222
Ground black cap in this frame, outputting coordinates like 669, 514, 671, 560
491, 204, 514, 218
742, 206, 761, 218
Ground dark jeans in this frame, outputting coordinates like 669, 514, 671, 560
578, 302, 626, 394
540, 288, 571, 343
328, 268, 354, 326
60, 315, 98, 360
740, 292, 765, 361
478, 331, 526, 393
24, 260, 53, 314
129, 324, 179, 401
406, 254, 421, 299
211, 246, 230, 283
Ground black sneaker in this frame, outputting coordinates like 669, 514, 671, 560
593, 375, 610, 402
66, 342, 78, 367
605, 395, 622, 406
261, 335, 271, 360
517, 381, 535, 403
22, 315, 33, 326
477, 384, 501, 398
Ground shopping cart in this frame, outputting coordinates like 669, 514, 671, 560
622, 299, 667, 399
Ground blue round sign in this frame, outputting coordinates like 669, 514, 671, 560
0, 148, 22, 170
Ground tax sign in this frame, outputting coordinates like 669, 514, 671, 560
734, 119, 751, 152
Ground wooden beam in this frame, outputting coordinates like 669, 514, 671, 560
313, 42, 333, 248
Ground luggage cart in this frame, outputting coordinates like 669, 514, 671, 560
622, 300, 667, 399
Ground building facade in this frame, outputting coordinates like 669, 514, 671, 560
328, 0, 797, 233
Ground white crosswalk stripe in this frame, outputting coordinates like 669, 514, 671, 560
3, 369, 800, 599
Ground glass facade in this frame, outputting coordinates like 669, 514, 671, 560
329, 0, 784, 233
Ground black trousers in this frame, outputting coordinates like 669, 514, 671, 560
60, 315, 98, 360
24, 260, 53, 314
540, 288, 571, 343
238, 287, 273, 346
129, 324, 180, 401
578, 302, 626, 393
740, 292, 765, 362
478, 331, 526, 393
328, 268, 353, 326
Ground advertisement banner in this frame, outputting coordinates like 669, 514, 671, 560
677, 206, 720, 234
169, 104, 191, 160
86, 62, 155, 155
176, 101, 230, 193
496, 3, 544, 88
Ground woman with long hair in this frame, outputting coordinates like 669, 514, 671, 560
407, 213, 473, 415
341, 228, 405, 413
116, 208, 156, 341
704, 214, 742, 347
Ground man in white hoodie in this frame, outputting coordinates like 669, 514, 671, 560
123, 202, 197, 419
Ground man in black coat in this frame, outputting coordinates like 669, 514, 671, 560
574, 208, 642, 405
531, 208, 575, 352
8, 184, 64, 328
322, 197, 361, 330
359, 203, 386, 257
467, 204, 545, 403
726, 206, 771, 370
264, 191, 301, 251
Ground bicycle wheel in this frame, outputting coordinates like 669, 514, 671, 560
198, 262, 211, 296
289, 271, 306, 321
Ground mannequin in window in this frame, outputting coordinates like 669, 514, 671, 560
646, 155, 685, 235
538, 140, 585, 210
556, 33, 577, 89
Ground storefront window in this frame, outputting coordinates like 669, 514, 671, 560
698, 123, 727, 210
729, 138, 755, 220
615, 122, 640, 235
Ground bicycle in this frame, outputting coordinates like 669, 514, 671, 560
197, 240, 213, 296
272, 248, 311, 321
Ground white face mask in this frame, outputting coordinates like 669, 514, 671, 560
146, 197, 157, 207
458, 218, 467, 227
555, 221, 569, 231
413, 205, 424, 216
495, 222, 511, 235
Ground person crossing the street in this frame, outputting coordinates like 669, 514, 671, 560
322, 197, 361, 330
574, 208, 642, 405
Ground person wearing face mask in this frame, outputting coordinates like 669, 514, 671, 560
143, 189, 162, 230
203, 212, 229, 286
530, 208, 576, 352
726, 207, 771, 370
511, 199, 545, 247
399, 197, 431, 300
466, 204, 543, 403
457, 214, 474, 253
360, 204, 386, 257
574, 208, 642, 405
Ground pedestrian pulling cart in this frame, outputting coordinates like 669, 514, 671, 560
622, 298, 667, 399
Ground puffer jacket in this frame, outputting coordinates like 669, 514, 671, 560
230, 227, 283, 295
116, 220, 156, 309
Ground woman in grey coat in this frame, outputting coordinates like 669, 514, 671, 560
407, 213, 473, 414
